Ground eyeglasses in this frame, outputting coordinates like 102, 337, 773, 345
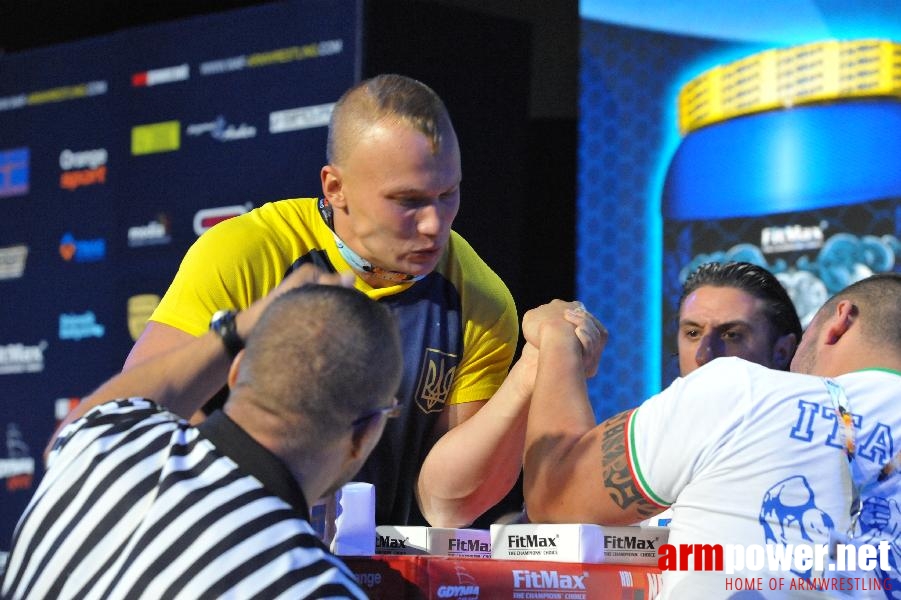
351, 397, 402, 428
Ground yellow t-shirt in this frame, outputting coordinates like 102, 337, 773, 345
152, 198, 518, 524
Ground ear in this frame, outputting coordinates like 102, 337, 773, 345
771, 332, 798, 370
226, 350, 244, 389
348, 415, 385, 461
823, 300, 858, 345
320, 165, 346, 209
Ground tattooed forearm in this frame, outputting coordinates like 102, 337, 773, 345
601, 409, 657, 518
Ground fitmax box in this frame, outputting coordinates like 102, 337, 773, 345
375, 526, 491, 558
490, 523, 668, 565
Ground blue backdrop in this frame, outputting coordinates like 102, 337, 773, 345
579, 5, 901, 420
0, 0, 359, 561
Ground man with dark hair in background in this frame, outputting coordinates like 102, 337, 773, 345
637, 261, 805, 527
524, 273, 901, 597
1, 265, 399, 599
676, 261, 803, 376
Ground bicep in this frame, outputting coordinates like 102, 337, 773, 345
445, 399, 486, 428
525, 409, 660, 525
427, 399, 486, 447
123, 321, 196, 370
57, 322, 194, 445
595, 410, 662, 522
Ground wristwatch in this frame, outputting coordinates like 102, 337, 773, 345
209, 309, 244, 358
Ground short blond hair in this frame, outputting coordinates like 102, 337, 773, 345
327, 73, 453, 165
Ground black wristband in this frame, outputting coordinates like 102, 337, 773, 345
209, 309, 244, 358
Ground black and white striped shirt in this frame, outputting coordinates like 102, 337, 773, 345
1, 399, 367, 599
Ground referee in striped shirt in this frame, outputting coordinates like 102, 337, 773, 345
1, 265, 402, 599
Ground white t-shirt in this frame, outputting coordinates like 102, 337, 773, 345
628, 358, 901, 599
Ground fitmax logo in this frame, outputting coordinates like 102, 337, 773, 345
448, 538, 490, 553
512, 570, 587, 590
761, 224, 824, 254
0, 341, 46, 375
508, 534, 558, 549
376, 535, 407, 549
604, 535, 656, 550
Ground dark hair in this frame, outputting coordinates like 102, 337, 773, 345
679, 261, 802, 343
237, 284, 402, 442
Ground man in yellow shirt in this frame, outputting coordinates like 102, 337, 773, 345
124, 73, 592, 528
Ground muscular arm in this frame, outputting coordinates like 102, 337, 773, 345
417, 300, 605, 528
49, 266, 351, 458
123, 320, 195, 371
123, 321, 212, 423
45, 324, 232, 463
523, 311, 658, 525
416, 348, 536, 527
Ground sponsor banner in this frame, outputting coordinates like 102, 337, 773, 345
761, 223, 825, 254
131, 64, 190, 87
0, 147, 29, 198
599, 526, 668, 565
0, 341, 47, 375
344, 555, 427, 598
1, 423, 35, 493
131, 121, 181, 155
491, 524, 667, 565
269, 102, 334, 133
0, 245, 28, 280
193, 203, 252, 236
375, 526, 491, 558
664, 203, 901, 334
492, 523, 601, 563
0, 81, 107, 112
0, 0, 361, 561
343, 555, 661, 600
127, 216, 171, 247
199, 39, 343, 76
0, 95, 26, 111
55, 397, 80, 422
186, 116, 257, 142
59, 233, 106, 263
59, 148, 108, 191
26, 80, 108, 106
59, 311, 106, 341
127, 294, 161, 341
0, 457, 34, 484
59, 148, 107, 170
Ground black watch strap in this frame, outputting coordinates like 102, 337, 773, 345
210, 309, 244, 358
